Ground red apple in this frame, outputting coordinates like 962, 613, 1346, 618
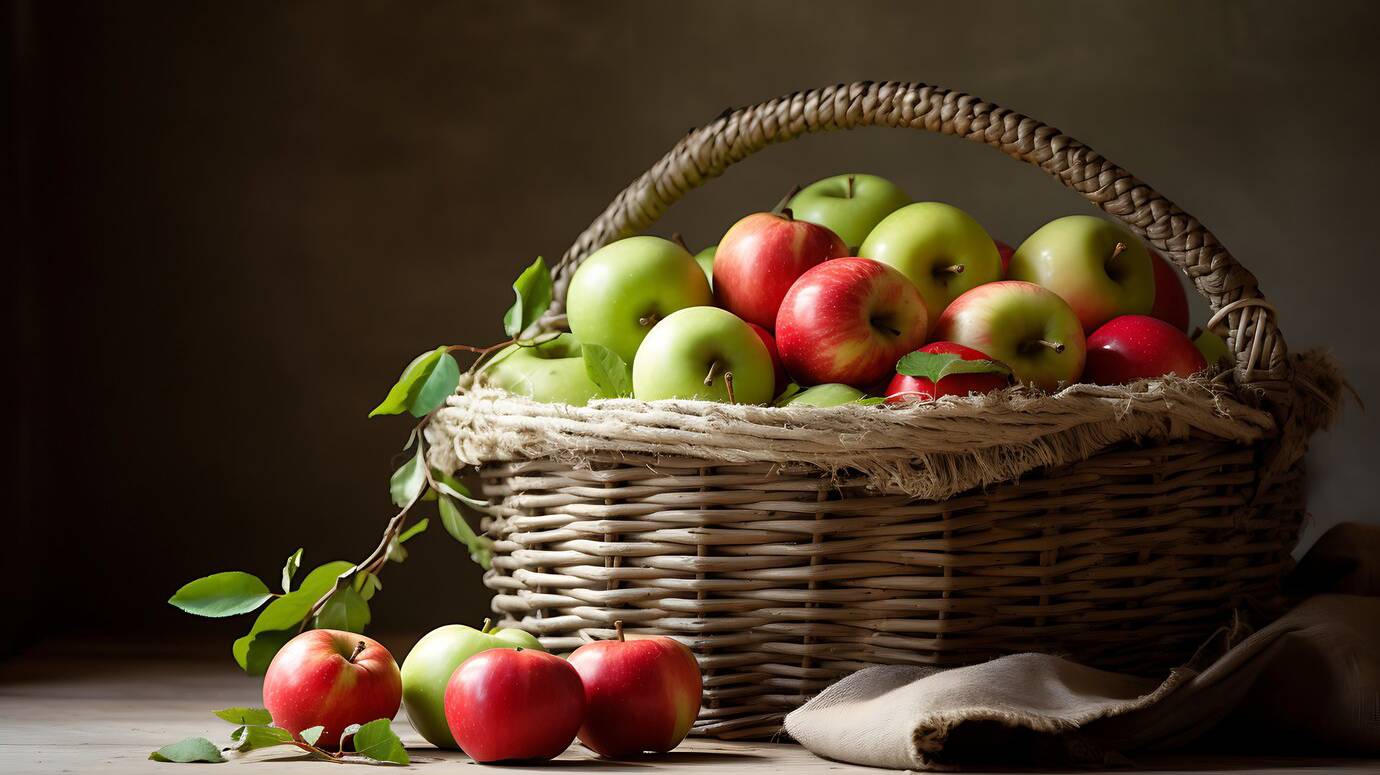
1084, 314, 1207, 385
567, 622, 702, 758
932, 281, 1086, 392
776, 258, 929, 387
1148, 250, 1190, 332
886, 342, 1010, 402
994, 239, 1015, 276
444, 647, 585, 763
747, 323, 787, 394
262, 630, 402, 749
713, 211, 848, 329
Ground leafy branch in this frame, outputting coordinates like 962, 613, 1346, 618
150, 708, 408, 765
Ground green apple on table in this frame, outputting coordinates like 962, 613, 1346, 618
787, 173, 911, 249
400, 619, 543, 749
1008, 215, 1154, 332
631, 306, 775, 404
481, 332, 600, 405
694, 246, 716, 288
566, 236, 713, 364
776, 383, 867, 407
858, 202, 1003, 320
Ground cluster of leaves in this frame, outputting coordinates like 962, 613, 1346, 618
149, 707, 407, 765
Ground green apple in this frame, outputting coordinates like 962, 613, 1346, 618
777, 383, 867, 407
400, 620, 543, 748
566, 236, 713, 364
1194, 328, 1232, 369
858, 202, 1002, 321
481, 332, 600, 405
1008, 215, 1154, 332
787, 173, 911, 249
695, 246, 716, 288
631, 306, 775, 404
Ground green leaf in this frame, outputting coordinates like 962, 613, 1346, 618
895, 351, 1012, 385
234, 724, 296, 752
385, 535, 408, 564
439, 494, 493, 569
355, 571, 383, 602
369, 348, 443, 417
314, 584, 371, 633
280, 549, 303, 594
398, 518, 428, 543
854, 396, 886, 406
299, 726, 325, 747
503, 257, 553, 339
149, 737, 226, 763
581, 342, 632, 398
349, 719, 410, 765
232, 561, 353, 674
409, 352, 460, 418
389, 446, 427, 508
433, 476, 489, 510
213, 707, 273, 726
168, 572, 272, 618
772, 382, 804, 406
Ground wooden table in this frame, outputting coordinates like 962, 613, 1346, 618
2, 640, 1375, 774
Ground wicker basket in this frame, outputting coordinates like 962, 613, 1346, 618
426, 82, 1341, 740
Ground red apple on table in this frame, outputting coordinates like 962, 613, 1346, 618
713, 211, 848, 329
1148, 249, 1190, 331
1084, 314, 1207, 385
775, 257, 930, 388
262, 629, 402, 749
567, 621, 702, 758
885, 342, 1011, 403
444, 647, 585, 763
747, 322, 787, 394
931, 281, 1086, 392
994, 239, 1015, 276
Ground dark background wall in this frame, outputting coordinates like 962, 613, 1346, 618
10, 1, 1378, 651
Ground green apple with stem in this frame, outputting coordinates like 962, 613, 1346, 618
401, 618, 543, 749
566, 236, 712, 364
632, 306, 774, 404
481, 333, 600, 405
694, 246, 716, 288
1008, 215, 1154, 332
777, 383, 867, 407
932, 281, 1087, 392
858, 202, 1002, 321
787, 173, 911, 249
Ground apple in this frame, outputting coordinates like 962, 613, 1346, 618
567, 621, 702, 758
786, 173, 911, 249
481, 333, 601, 405
885, 342, 1011, 403
1148, 249, 1190, 331
694, 246, 716, 288
747, 322, 786, 394
1008, 215, 1154, 332
262, 629, 402, 749
632, 306, 775, 404
932, 281, 1086, 392
444, 646, 585, 763
1194, 328, 1233, 369
775, 258, 929, 387
400, 619, 543, 749
566, 236, 713, 364
777, 383, 867, 407
712, 211, 848, 329
858, 202, 1002, 321
995, 239, 1015, 276
1084, 315, 1207, 385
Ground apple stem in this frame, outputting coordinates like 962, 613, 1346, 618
347, 640, 367, 664
772, 184, 802, 215
638, 312, 660, 328
670, 232, 689, 251
703, 360, 721, 387
1035, 339, 1066, 354
937, 264, 965, 276
1111, 242, 1127, 261
614, 620, 625, 642
481, 617, 492, 634
846, 175, 855, 199
724, 371, 736, 404
780, 207, 794, 221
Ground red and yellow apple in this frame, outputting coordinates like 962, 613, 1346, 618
444, 647, 585, 763
713, 211, 847, 329
262, 629, 402, 749
932, 281, 1086, 392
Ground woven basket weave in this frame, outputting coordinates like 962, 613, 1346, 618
426, 82, 1341, 740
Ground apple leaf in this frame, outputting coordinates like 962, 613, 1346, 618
299, 726, 325, 747
355, 570, 383, 602
410, 351, 460, 417
855, 396, 886, 406
895, 351, 1012, 385
233, 724, 296, 752
232, 561, 354, 674
314, 584, 371, 633
772, 383, 803, 406
582, 342, 632, 398
369, 348, 443, 417
398, 517, 428, 543
149, 737, 226, 763
503, 257, 553, 339
389, 446, 427, 508
439, 493, 493, 569
280, 548, 303, 594
349, 719, 410, 765
169, 572, 273, 618
213, 707, 273, 726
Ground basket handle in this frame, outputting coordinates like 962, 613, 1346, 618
546, 81, 1291, 414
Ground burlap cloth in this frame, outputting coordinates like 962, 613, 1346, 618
784, 522, 1380, 770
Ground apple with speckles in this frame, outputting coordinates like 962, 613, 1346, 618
262, 630, 401, 749
932, 281, 1086, 392
713, 211, 848, 329
1084, 315, 1206, 385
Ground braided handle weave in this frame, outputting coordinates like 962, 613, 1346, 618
547, 81, 1292, 413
